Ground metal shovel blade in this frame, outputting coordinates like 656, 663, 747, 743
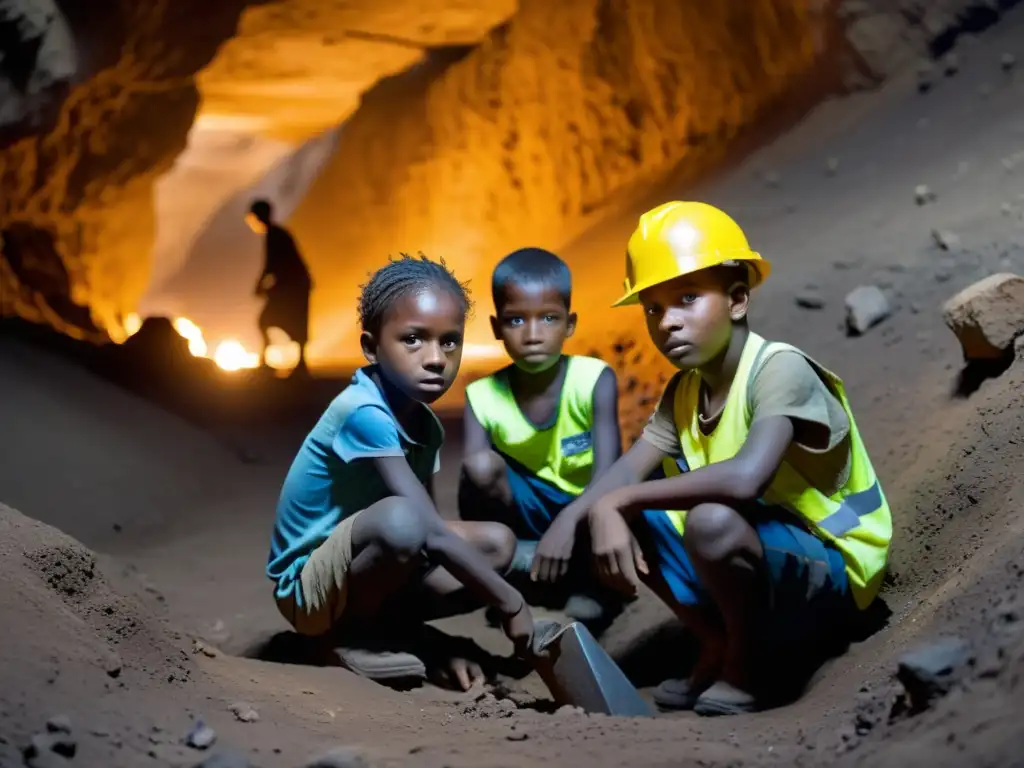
533, 620, 653, 717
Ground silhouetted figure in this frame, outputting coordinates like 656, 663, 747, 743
245, 199, 313, 374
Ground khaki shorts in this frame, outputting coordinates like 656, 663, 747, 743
275, 511, 361, 637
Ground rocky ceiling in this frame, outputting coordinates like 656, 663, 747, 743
0, 0, 1013, 361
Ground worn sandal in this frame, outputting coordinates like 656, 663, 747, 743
332, 647, 427, 681
693, 681, 758, 717
653, 679, 702, 711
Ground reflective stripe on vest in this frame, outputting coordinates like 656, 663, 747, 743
668, 331, 892, 610
465, 356, 609, 496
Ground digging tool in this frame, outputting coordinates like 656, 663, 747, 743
531, 620, 654, 717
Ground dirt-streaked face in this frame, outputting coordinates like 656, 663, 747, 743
639, 270, 749, 370
362, 286, 465, 404
491, 283, 576, 374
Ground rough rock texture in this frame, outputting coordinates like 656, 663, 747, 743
2, 0, 1022, 346
0, 0, 77, 140
942, 272, 1024, 360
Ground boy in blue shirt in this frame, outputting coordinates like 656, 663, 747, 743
268, 255, 534, 691
458, 248, 624, 623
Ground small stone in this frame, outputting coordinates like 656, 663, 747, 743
795, 292, 826, 310
825, 157, 840, 176
979, 83, 994, 98
1002, 203, 1014, 216
193, 640, 218, 658
897, 636, 973, 713
1002, 52, 1016, 71
942, 51, 959, 76
915, 184, 936, 205
506, 731, 530, 742
112, 523, 122, 533
24, 732, 76, 761
934, 232, 960, 255
917, 61, 934, 92
185, 721, 217, 750
229, 702, 259, 723
194, 751, 253, 768
45, 716, 72, 735
305, 747, 372, 767
845, 285, 891, 335
942, 273, 1024, 360
554, 704, 585, 717
763, 171, 781, 188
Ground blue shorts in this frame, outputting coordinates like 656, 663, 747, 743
500, 454, 579, 539
642, 505, 852, 644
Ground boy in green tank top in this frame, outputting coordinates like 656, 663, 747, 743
537, 202, 892, 716
459, 248, 625, 625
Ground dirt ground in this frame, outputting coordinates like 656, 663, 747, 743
3, 10, 1024, 768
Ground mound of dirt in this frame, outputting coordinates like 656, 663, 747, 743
0, 503, 196, 760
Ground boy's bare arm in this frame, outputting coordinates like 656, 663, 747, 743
531, 438, 666, 582
589, 367, 623, 479
462, 401, 491, 460
373, 455, 522, 616
606, 416, 796, 519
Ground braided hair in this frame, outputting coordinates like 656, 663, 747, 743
358, 253, 472, 334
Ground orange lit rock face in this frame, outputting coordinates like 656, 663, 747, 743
0, 0, 1013, 362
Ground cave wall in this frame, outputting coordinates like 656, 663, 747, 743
1, 0, 1017, 348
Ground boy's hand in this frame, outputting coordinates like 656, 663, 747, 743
589, 494, 648, 596
499, 599, 536, 659
531, 516, 576, 583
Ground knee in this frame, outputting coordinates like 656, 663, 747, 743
462, 451, 505, 492
683, 503, 751, 563
374, 498, 430, 561
474, 523, 517, 571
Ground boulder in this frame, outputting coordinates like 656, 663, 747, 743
942, 273, 1024, 360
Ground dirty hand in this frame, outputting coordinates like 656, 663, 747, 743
500, 598, 536, 660
435, 656, 484, 692
589, 494, 648, 596
531, 515, 576, 583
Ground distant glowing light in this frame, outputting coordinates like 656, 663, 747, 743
213, 339, 259, 372
173, 317, 208, 357
123, 312, 142, 337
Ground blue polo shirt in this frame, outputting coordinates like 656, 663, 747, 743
266, 366, 444, 606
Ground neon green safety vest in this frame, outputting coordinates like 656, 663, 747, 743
661, 332, 892, 609
465, 356, 610, 496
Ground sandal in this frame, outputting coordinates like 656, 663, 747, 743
693, 681, 758, 717
332, 646, 426, 682
653, 678, 702, 711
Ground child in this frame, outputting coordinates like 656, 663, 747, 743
458, 248, 623, 623
266, 254, 534, 691
534, 202, 892, 715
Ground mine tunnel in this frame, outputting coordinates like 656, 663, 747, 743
2, 1, 1024, 767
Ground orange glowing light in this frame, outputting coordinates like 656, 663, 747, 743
213, 339, 260, 372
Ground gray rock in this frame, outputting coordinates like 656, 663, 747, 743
795, 292, 826, 310
229, 702, 259, 723
1002, 52, 1016, 71
845, 286, 891, 335
44, 716, 71, 735
914, 184, 936, 205
932, 229, 960, 251
305, 747, 372, 768
185, 721, 217, 750
193, 751, 253, 768
897, 636, 973, 712
825, 157, 840, 176
942, 51, 959, 76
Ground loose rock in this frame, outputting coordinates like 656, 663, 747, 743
305, 747, 372, 768
193, 751, 252, 768
916, 61, 934, 92
914, 184, 935, 205
896, 636, 973, 713
45, 716, 72, 735
229, 702, 259, 723
185, 721, 217, 750
942, 273, 1024, 360
845, 286, 891, 335
1001, 52, 1016, 71
795, 292, 826, 310
942, 52, 959, 77
931, 229, 960, 251
825, 157, 840, 176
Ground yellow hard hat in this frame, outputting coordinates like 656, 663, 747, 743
612, 201, 771, 307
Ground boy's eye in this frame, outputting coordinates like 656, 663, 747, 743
507, 317, 524, 326
680, 293, 699, 305
644, 304, 660, 317
543, 314, 558, 323
402, 334, 421, 346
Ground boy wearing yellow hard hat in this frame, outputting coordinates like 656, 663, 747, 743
531, 201, 892, 715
